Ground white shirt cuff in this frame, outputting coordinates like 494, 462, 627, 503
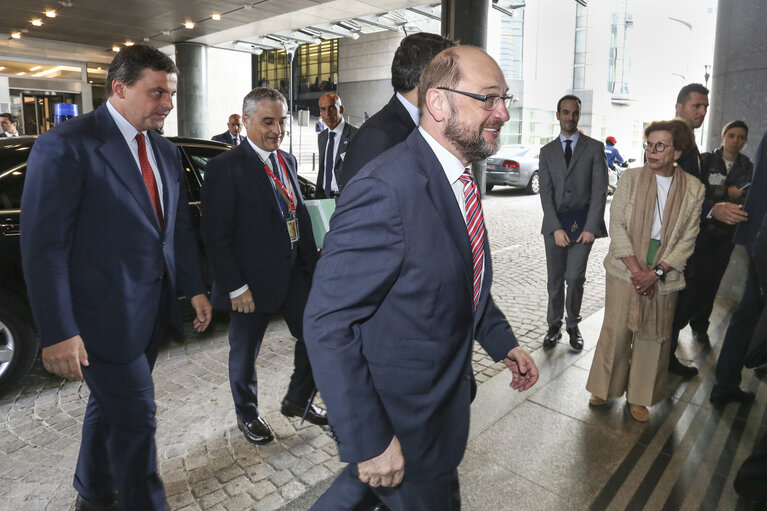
229, 284, 249, 299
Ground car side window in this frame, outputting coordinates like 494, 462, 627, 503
177, 145, 227, 202
0, 164, 26, 210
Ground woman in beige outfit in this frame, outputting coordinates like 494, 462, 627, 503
586, 120, 704, 422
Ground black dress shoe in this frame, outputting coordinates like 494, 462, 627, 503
709, 385, 755, 406
75, 494, 117, 511
543, 325, 561, 346
668, 356, 698, 377
237, 416, 274, 444
281, 398, 328, 426
692, 330, 710, 344
566, 326, 584, 350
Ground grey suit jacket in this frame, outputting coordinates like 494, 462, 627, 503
538, 133, 608, 237
317, 121, 358, 196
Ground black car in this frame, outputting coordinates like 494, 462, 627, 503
0, 135, 316, 396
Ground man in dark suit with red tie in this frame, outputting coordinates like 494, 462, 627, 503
316, 93, 357, 198
202, 88, 327, 447
304, 46, 538, 510
211, 113, 246, 146
21, 45, 212, 511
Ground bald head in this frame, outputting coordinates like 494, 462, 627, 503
227, 114, 243, 136
418, 46, 510, 165
318, 93, 344, 130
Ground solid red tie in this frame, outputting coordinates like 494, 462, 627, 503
459, 169, 485, 309
135, 133, 164, 229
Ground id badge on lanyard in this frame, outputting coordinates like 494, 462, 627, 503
286, 213, 299, 243
266, 152, 300, 243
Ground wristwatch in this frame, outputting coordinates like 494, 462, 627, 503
654, 264, 666, 282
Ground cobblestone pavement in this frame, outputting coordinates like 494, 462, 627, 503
0, 187, 612, 510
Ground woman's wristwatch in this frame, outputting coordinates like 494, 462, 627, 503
653, 264, 666, 282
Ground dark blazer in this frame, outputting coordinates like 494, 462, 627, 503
304, 130, 518, 478
20, 104, 206, 364
201, 142, 318, 312
734, 130, 767, 254
211, 131, 246, 145
338, 94, 416, 189
316, 121, 358, 197
538, 133, 608, 237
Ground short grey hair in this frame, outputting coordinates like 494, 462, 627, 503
242, 87, 287, 118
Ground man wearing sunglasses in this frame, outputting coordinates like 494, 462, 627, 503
538, 95, 608, 352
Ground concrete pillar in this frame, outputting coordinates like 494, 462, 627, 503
175, 43, 208, 138
441, 0, 490, 193
707, 0, 767, 304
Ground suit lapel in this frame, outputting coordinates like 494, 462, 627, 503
94, 106, 162, 232
240, 143, 285, 217
408, 132, 473, 294
334, 123, 352, 170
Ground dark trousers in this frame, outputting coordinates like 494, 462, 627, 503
715, 263, 763, 390
543, 236, 592, 329
735, 430, 767, 502
670, 228, 735, 354
311, 464, 461, 511
227, 265, 315, 422
74, 281, 170, 511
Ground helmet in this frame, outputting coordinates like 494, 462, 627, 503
606, 136, 616, 145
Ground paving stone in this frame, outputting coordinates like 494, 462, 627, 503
299, 465, 333, 486
248, 479, 277, 500
269, 469, 294, 487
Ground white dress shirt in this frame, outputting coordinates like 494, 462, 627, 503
559, 131, 580, 153
397, 92, 420, 127
419, 126, 485, 289
106, 100, 164, 213
324, 119, 346, 193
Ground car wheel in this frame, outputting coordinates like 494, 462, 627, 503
485, 184, 494, 192
0, 293, 38, 397
526, 171, 540, 194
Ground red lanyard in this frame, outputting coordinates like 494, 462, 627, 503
263, 152, 296, 212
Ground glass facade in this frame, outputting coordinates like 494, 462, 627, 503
254, 39, 338, 104
572, 3, 588, 89
499, 10, 524, 80
608, 3, 633, 94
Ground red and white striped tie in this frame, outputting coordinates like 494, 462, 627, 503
459, 169, 485, 309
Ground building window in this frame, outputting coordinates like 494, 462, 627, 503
254, 39, 338, 100
499, 8, 524, 80
607, 4, 633, 94
572, 3, 588, 89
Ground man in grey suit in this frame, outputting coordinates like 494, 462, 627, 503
538, 94, 608, 350
316, 93, 357, 198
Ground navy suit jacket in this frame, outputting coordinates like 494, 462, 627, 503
339, 94, 416, 190
211, 131, 246, 146
734, 130, 767, 254
304, 129, 518, 479
201, 142, 318, 312
316, 121, 358, 198
20, 104, 206, 364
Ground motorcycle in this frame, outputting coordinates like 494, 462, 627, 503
607, 158, 635, 196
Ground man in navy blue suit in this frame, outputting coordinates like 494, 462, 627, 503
202, 88, 326, 447
211, 113, 246, 146
21, 45, 212, 511
304, 46, 539, 510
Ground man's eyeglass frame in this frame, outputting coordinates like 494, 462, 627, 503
436, 87, 515, 111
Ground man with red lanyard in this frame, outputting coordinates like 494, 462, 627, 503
202, 87, 326, 445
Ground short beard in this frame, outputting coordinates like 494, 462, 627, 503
443, 101, 498, 164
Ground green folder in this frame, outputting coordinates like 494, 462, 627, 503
304, 199, 336, 249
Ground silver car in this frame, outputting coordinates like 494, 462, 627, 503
485, 144, 541, 194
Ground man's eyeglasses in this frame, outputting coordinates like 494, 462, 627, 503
643, 141, 673, 153
437, 87, 515, 111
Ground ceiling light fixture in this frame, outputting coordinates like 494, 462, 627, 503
59, 0, 74, 7
211, 13, 221, 21
125, 40, 134, 46
0, 67, 5, 71
112, 46, 120, 52
30, 66, 42, 71
184, 21, 195, 29
16, 72, 26, 75
11, 32, 21, 39
45, 10, 57, 17
31, 19, 43, 26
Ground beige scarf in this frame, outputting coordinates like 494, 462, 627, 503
626, 164, 689, 339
